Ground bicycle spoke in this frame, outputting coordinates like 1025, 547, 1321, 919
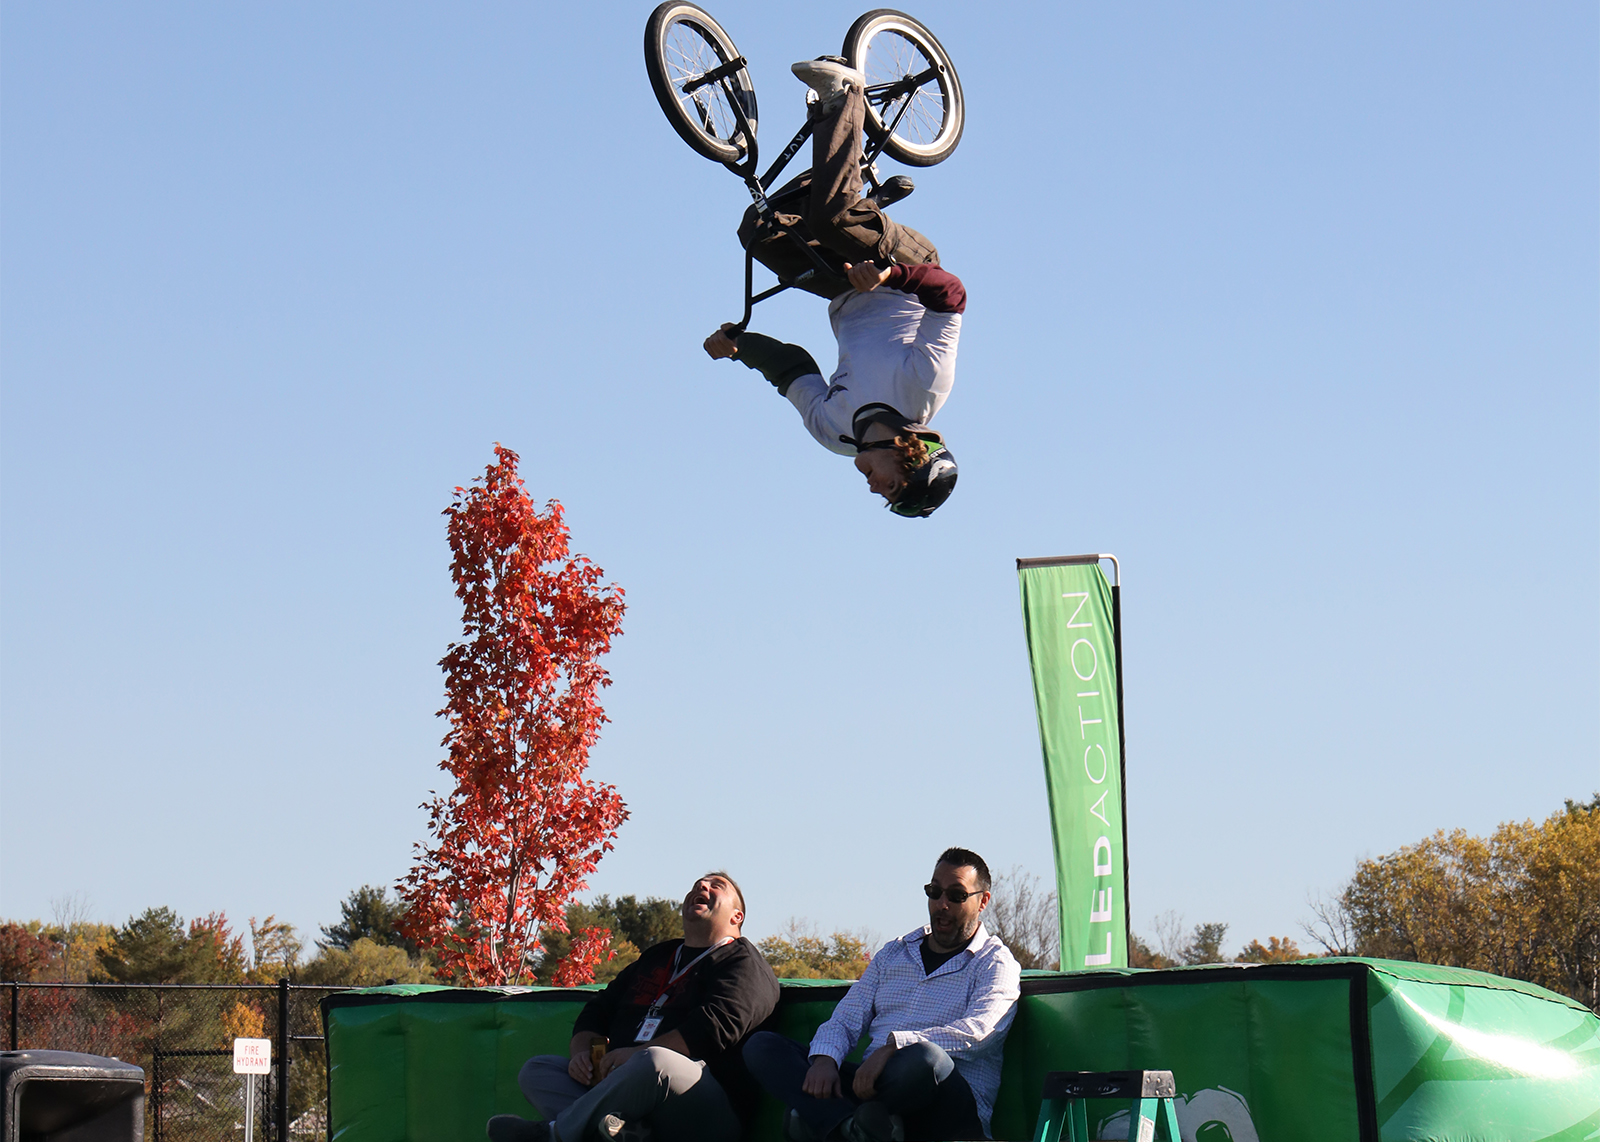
841, 11, 961, 164
860, 30, 945, 147
662, 20, 744, 145
647, 5, 761, 164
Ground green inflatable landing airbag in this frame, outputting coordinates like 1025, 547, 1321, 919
322, 960, 1600, 1141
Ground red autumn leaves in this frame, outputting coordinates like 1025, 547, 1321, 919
399, 445, 628, 986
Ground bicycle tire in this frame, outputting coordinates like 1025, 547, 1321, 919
842, 9, 963, 167
644, 2, 757, 165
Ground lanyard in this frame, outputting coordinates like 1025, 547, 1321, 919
650, 938, 733, 1009
634, 938, 733, 1044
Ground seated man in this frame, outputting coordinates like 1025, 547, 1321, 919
744, 848, 1021, 1141
489, 872, 779, 1142
704, 60, 965, 519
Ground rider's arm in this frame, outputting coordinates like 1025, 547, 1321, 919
883, 264, 967, 314
713, 328, 852, 455
886, 266, 964, 396
731, 331, 822, 397
783, 373, 856, 456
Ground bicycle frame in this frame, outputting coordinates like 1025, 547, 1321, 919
696, 58, 944, 332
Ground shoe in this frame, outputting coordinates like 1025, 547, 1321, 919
868, 175, 915, 209
596, 1114, 650, 1142
791, 57, 866, 114
839, 1102, 904, 1142
783, 1108, 826, 1142
485, 1115, 553, 1142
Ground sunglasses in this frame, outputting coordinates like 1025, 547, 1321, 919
924, 883, 984, 904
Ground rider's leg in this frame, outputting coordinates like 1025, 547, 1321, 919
806, 88, 939, 269
737, 174, 851, 300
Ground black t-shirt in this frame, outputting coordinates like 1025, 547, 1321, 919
572, 937, 779, 1122
920, 940, 964, 976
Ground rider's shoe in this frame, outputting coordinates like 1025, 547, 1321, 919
792, 57, 865, 117
869, 175, 915, 209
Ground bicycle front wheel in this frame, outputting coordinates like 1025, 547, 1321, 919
644, 2, 758, 165
843, 9, 963, 167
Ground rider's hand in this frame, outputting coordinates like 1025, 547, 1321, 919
704, 323, 741, 360
845, 262, 893, 293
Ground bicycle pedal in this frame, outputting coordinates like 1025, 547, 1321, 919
869, 175, 915, 209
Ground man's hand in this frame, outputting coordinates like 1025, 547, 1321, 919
844, 262, 893, 293
704, 323, 741, 360
595, 1045, 641, 1082
852, 1042, 897, 1100
566, 1032, 605, 1086
802, 1055, 842, 1100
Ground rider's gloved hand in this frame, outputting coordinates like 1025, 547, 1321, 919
703, 323, 741, 360
844, 262, 894, 293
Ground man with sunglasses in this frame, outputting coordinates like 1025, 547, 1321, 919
743, 848, 1021, 1141
701, 64, 964, 520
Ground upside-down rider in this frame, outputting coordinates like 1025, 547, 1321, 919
703, 58, 965, 519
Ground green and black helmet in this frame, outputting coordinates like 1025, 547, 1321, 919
889, 440, 958, 518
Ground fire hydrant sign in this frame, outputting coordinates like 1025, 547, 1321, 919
233, 1038, 271, 1074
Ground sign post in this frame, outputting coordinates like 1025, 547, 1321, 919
234, 1037, 272, 1142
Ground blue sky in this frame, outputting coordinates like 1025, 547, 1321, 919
2, 2, 1595, 960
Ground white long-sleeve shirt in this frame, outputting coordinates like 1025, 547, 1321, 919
808, 923, 1020, 1137
782, 264, 965, 454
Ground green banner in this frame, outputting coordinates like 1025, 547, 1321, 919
1018, 558, 1127, 970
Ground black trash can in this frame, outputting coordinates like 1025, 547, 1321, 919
0, 1050, 145, 1142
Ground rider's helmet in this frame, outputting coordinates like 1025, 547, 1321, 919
889, 439, 958, 518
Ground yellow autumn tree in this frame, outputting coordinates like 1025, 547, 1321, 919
1316, 797, 1599, 1009
221, 1001, 266, 1040
1237, 936, 1303, 963
759, 922, 871, 980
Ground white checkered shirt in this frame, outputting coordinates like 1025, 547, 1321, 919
808, 923, 1021, 1137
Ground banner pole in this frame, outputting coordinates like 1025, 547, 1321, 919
1112, 577, 1130, 958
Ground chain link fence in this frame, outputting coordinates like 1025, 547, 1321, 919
5, 983, 348, 1142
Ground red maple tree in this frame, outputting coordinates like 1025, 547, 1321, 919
0, 923, 58, 981
399, 445, 628, 986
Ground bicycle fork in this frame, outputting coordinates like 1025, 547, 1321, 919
722, 110, 837, 334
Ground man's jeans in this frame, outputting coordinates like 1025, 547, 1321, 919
518, 1048, 740, 1142
742, 1032, 985, 1141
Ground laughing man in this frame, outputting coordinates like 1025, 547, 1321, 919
489, 871, 779, 1142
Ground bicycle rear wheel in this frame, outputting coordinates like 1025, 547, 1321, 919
644, 2, 758, 165
842, 9, 963, 167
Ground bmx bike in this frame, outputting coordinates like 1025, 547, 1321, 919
643, 4, 965, 332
